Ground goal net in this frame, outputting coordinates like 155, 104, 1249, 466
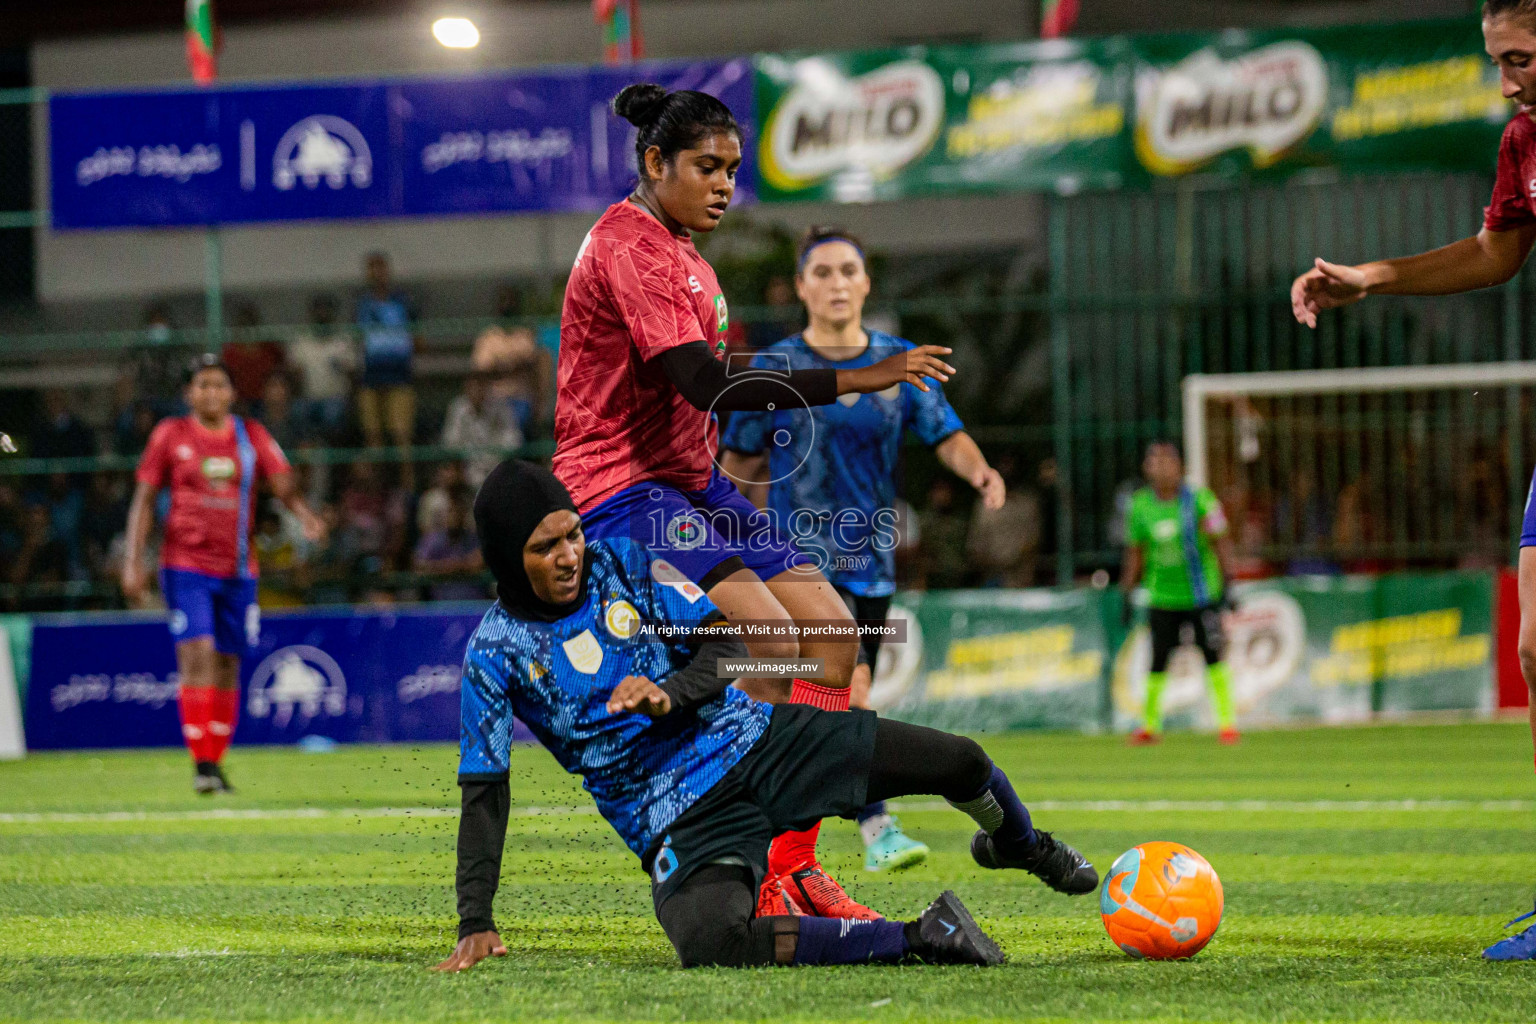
1182, 362, 1536, 572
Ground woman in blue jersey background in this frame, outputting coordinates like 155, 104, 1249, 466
720, 227, 1005, 873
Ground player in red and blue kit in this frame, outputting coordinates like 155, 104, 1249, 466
123, 355, 325, 794
721, 227, 1007, 879
554, 84, 955, 918
1290, 0, 1536, 960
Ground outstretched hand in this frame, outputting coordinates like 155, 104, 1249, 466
973, 466, 1006, 510
432, 930, 507, 972
848, 346, 955, 394
1291, 258, 1369, 327
607, 675, 671, 717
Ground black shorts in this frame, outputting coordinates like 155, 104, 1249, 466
645, 703, 877, 913
1148, 604, 1226, 673
834, 587, 893, 669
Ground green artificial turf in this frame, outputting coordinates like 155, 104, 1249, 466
0, 723, 1532, 1022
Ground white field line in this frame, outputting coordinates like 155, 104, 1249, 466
0, 798, 1530, 826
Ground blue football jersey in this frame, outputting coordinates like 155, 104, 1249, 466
458, 537, 770, 859
720, 331, 964, 596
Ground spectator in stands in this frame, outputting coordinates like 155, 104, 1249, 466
113, 398, 157, 458
30, 389, 97, 464
7, 503, 70, 612
1277, 468, 1336, 575
917, 477, 970, 590
0, 482, 20, 580
412, 485, 485, 601
255, 506, 305, 608
254, 372, 306, 451
472, 286, 551, 437
28, 393, 95, 536
417, 461, 467, 537
221, 302, 285, 407
355, 252, 419, 488
303, 502, 356, 606
287, 294, 356, 440
80, 471, 130, 584
441, 372, 521, 489
747, 274, 802, 350
40, 473, 85, 578
339, 461, 388, 565
889, 496, 921, 588
966, 455, 1040, 587
1036, 457, 1060, 586
134, 304, 189, 417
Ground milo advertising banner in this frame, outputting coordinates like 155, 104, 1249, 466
754, 39, 1133, 202
1128, 20, 1508, 180
754, 18, 1509, 202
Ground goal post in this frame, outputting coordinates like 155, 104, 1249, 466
1182, 362, 1536, 567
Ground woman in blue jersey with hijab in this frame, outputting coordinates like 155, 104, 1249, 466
721, 227, 1006, 874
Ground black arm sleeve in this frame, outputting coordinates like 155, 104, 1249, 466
658, 636, 750, 714
658, 340, 838, 411
455, 778, 510, 939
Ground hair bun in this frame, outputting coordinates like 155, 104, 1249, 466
612, 83, 669, 127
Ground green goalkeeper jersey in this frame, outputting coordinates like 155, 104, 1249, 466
1126, 484, 1227, 611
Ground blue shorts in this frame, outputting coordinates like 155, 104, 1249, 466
161, 568, 260, 655
1523, 465, 1536, 548
581, 468, 814, 590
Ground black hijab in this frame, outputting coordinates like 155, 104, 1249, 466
473, 459, 590, 621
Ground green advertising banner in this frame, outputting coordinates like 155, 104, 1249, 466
873, 571, 1493, 733
875, 588, 1109, 733
754, 18, 1509, 202
1127, 21, 1508, 180
755, 38, 1134, 201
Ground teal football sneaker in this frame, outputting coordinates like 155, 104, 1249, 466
864, 821, 930, 873
1483, 903, 1536, 961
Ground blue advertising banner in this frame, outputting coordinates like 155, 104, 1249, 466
49, 59, 754, 230
22, 605, 529, 750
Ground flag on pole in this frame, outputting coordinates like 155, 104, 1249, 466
1041, 0, 1079, 39
186, 0, 220, 84
593, 0, 642, 65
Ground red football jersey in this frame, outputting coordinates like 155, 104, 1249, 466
1485, 113, 1536, 232
135, 415, 291, 578
553, 201, 729, 511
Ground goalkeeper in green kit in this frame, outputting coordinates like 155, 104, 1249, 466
1119, 441, 1240, 745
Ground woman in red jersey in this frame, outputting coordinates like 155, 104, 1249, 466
1291, 0, 1536, 960
554, 83, 955, 919
123, 355, 325, 794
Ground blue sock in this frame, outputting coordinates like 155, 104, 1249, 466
948, 763, 1036, 856
855, 801, 887, 824
792, 916, 909, 965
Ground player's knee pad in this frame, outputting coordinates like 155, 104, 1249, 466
668, 916, 750, 967
947, 735, 993, 795
657, 865, 773, 968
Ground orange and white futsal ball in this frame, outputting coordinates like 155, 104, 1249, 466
1100, 841, 1223, 959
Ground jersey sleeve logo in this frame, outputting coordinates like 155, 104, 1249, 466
650, 558, 704, 603
713, 294, 729, 332
605, 600, 640, 639
561, 629, 604, 675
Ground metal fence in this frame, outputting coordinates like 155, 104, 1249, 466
1, 80, 1530, 605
